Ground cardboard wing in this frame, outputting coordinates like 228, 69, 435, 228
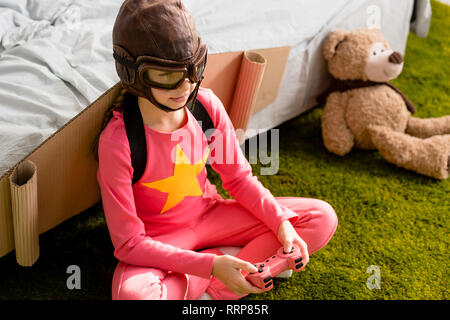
0, 46, 290, 263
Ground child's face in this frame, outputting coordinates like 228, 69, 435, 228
150, 79, 197, 110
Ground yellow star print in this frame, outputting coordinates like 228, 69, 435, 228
141, 143, 210, 214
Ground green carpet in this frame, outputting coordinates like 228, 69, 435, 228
0, 0, 448, 300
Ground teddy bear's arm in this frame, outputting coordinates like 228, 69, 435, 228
321, 91, 354, 156
406, 116, 450, 138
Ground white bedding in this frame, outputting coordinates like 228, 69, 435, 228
0, 0, 431, 177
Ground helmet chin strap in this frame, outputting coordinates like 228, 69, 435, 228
147, 94, 184, 113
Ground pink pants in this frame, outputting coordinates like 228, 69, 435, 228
111, 196, 338, 300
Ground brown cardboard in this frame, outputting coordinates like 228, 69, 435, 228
0, 84, 120, 260
0, 46, 290, 260
0, 175, 14, 257
202, 46, 291, 116
251, 46, 291, 114
228, 51, 267, 144
9, 160, 39, 266
201, 51, 242, 114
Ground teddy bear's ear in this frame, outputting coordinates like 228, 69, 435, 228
323, 29, 349, 61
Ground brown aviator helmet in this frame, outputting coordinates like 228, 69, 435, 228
112, 0, 207, 112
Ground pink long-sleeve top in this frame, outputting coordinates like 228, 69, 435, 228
97, 87, 298, 279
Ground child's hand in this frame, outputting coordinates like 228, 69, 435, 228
212, 255, 265, 296
277, 220, 309, 269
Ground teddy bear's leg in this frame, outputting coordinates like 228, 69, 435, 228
406, 115, 450, 138
368, 125, 450, 179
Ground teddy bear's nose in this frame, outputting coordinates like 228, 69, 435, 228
388, 51, 403, 64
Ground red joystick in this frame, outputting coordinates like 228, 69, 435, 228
245, 244, 304, 291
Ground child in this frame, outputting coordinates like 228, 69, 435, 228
95, 0, 337, 300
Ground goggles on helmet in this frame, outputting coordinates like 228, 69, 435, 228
114, 39, 207, 90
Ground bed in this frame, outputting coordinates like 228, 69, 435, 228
0, 0, 431, 178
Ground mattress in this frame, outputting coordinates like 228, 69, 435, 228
0, 0, 431, 177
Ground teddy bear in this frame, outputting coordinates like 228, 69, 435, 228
318, 27, 450, 179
